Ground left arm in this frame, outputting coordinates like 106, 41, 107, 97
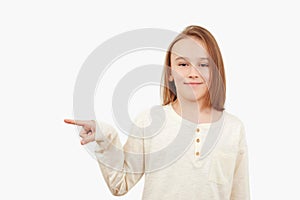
230, 124, 251, 200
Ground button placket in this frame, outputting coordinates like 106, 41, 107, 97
195, 127, 201, 157
192, 126, 211, 168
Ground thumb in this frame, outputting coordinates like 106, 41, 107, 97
80, 133, 95, 145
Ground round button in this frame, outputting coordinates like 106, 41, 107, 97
196, 138, 200, 143
196, 128, 200, 132
195, 152, 200, 156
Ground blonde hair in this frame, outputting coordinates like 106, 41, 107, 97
160, 25, 226, 111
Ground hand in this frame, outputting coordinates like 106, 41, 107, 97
64, 119, 96, 145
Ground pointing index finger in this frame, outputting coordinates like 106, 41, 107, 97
64, 119, 86, 126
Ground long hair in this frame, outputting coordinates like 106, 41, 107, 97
160, 25, 226, 111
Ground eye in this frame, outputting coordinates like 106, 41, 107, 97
200, 63, 209, 67
178, 63, 188, 67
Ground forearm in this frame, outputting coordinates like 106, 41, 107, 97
94, 121, 145, 196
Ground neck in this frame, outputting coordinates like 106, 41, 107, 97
171, 98, 221, 124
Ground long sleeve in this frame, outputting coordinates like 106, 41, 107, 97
230, 123, 251, 200
93, 110, 148, 196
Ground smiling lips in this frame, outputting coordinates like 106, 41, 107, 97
184, 82, 203, 85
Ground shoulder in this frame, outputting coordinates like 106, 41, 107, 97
222, 111, 248, 149
224, 110, 245, 129
132, 107, 151, 127
133, 104, 169, 127
223, 110, 247, 142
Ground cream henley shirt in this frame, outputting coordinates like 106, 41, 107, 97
94, 104, 250, 200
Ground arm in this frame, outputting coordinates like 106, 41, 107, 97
94, 110, 148, 196
230, 123, 251, 200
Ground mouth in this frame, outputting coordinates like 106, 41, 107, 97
184, 82, 204, 85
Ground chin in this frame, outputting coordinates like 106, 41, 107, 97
177, 88, 207, 102
188, 92, 206, 100
184, 95, 206, 102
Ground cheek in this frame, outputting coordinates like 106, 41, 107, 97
198, 69, 210, 82
203, 74, 210, 85
172, 70, 186, 81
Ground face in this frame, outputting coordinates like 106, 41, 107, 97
170, 37, 211, 102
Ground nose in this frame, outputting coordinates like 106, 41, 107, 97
188, 65, 200, 79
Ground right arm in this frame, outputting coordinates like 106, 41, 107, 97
64, 110, 149, 196
93, 110, 149, 196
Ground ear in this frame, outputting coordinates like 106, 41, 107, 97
168, 75, 174, 82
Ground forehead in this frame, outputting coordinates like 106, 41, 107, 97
171, 37, 208, 59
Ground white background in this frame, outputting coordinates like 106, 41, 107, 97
1, 0, 299, 199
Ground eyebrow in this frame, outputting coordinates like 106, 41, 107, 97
175, 56, 209, 61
